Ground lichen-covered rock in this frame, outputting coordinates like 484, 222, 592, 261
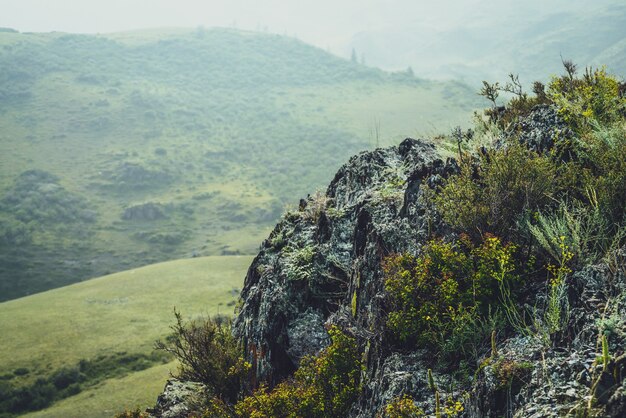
471, 254, 626, 418
232, 133, 625, 417
147, 379, 207, 418
233, 138, 457, 413
507, 104, 574, 153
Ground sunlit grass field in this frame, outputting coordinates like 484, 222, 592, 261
0, 255, 251, 372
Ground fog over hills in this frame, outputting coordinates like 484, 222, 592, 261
0, 2, 625, 417
2, 0, 624, 84
347, 0, 626, 84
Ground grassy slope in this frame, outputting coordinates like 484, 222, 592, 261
0, 255, 251, 377
24, 362, 175, 418
0, 27, 480, 300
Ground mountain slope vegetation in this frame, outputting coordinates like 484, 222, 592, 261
0, 27, 479, 301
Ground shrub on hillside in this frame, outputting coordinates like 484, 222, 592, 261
433, 142, 559, 241
547, 66, 625, 132
384, 237, 518, 362
155, 311, 249, 403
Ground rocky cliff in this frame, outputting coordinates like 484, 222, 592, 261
149, 101, 626, 417
229, 105, 625, 417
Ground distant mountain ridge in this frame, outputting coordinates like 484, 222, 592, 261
348, 0, 626, 85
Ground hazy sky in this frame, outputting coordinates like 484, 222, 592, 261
2, 0, 615, 82
0, 0, 582, 54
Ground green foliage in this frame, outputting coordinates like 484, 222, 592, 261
235, 326, 361, 418
547, 67, 625, 132
155, 310, 249, 403
601, 334, 611, 371
434, 142, 559, 240
479, 65, 625, 132
430, 160, 486, 234
443, 395, 466, 417
597, 312, 625, 340
479, 81, 500, 107
528, 202, 592, 265
384, 394, 425, 418
427, 368, 436, 392
480, 74, 547, 128
384, 237, 518, 361
579, 122, 626, 229
543, 237, 573, 335
282, 244, 316, 281
384, 240, 472, 345
491, 330, 498, 358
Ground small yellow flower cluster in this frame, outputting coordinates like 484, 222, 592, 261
547, 235, 574, 285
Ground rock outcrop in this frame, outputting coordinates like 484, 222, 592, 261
231, 106, 625, 417
233, 137, 468, 415
151, 106, 626, 417
148, 380, 209, 418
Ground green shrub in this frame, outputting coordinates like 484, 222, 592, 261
384, 237, 519, 361
384, 240, 472, 345
579, 122, 626, 229
434, 142, 559, 240
479, 66, 625, 133
526, 122, 626, 264
235, 326, 361, 418
479, 74, 548, 129
547, 66, 625, 133
540, 236, 573, 335
51, 367, 83, 390
155, 310, 249, 403
384, 394, 425, 418
12, 368, 29, 377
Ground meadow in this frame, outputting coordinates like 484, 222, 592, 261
0, 255, 251, 416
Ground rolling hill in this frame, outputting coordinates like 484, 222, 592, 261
0, 255, 252, 416
0, 27, 480, 301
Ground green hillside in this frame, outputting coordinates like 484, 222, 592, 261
0, 27, 479, 301
24, 362, 174, 418
0, 255, 251, 416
